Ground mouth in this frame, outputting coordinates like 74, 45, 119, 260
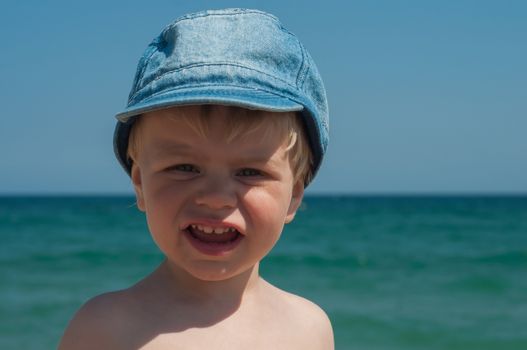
182, 223, 243, 255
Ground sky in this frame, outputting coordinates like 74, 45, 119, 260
1, 0, 526, 195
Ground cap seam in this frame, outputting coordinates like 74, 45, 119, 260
129, 62, 298, 102
295, 42, 308, 88
128, 40, 161, 103
300, 64, 311, 90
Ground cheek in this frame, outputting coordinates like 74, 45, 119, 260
143, 176, 182, 211
245, 187, 292, 231
142, 179, 184, 240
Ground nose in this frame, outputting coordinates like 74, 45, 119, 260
194, 177, 237, 210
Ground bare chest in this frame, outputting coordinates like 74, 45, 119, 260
136, 326, 306, 350
120, 309, 312, 350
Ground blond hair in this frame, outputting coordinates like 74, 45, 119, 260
127, 105, 313, 185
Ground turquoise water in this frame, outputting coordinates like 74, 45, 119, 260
1, 195, 526, 349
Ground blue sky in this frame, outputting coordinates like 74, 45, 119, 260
1, 0, 525, 194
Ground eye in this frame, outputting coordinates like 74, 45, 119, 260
237, 168, 262, 177
168, 164, 200, 173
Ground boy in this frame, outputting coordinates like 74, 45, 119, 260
59, 8, 332, 349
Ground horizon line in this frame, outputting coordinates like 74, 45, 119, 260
1, 192, 526, 198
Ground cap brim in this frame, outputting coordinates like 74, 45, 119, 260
115, 85, 304, 122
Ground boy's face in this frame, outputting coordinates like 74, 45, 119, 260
130, 105, 304, 281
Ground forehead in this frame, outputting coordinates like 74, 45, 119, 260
137, 105, 291, 155
140, 105, 289, 140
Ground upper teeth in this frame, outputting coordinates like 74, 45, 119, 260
190, 224, 236, 235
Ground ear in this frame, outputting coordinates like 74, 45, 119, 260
285, 181, 304, 224
131, 163, 146, 212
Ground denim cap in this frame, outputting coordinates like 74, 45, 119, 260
113, 8, 329, 184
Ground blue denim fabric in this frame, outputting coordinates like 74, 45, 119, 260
113, 8, 329, 184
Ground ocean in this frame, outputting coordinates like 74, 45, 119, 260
1, 195, 526, 349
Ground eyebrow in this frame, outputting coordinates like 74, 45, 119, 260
234, 152, 287, 171
148, 140, 285, 167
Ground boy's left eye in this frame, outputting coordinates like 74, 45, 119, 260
237, 168, 262, 177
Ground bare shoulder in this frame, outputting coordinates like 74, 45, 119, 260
282, 291, 335, 349
58, 290, 134, 350
264, 282, 335, 350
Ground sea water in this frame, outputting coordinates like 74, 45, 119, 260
1, 195, 526, 349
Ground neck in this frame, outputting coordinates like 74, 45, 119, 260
134, 259, 262, 330
153, 259, 262, 307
